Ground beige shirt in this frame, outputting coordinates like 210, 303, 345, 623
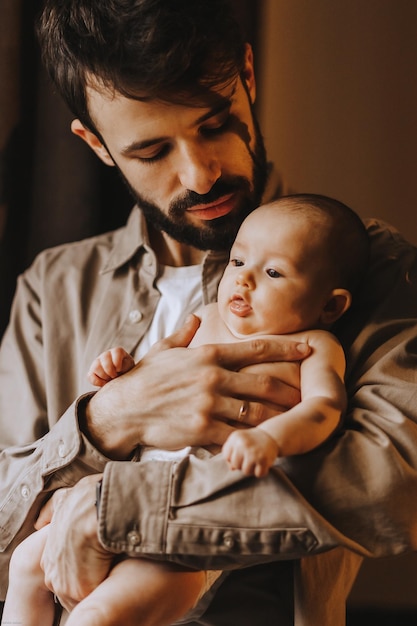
1, 202, 417, 624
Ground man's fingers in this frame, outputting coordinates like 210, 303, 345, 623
208, 420, 237, 446
147, 314, 201, 355
35, 498, 54, 529
210, 392, 297, 433
40, 475, 107, 608
226, 399, 275, 427
215, 337, 310, 371
213, 368, 301, 419
34, 489, 68, 529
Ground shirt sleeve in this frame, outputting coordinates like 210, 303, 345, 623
0, 397, 108, 551
0, 252, 110, 557
97, 221, 417, 567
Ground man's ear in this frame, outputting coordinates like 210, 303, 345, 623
320, 289, 352, 326
242, 43, 256, 104
71, 119, 115, 167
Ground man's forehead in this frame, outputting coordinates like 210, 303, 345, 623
84, 73, 239, 123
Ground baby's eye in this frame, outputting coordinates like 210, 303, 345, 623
266, 268, 282, 278
231, 258, 244, 267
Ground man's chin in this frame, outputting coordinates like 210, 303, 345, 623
196, 210, 252, 250
175, 227, 237, 252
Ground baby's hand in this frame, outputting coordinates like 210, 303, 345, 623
222, 428, 279, 478
87, 347, 135, 387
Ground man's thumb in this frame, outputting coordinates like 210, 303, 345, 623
150, 314, 201, 354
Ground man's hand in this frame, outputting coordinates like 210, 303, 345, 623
83, 315, 309, 459
36, 475, 109, 612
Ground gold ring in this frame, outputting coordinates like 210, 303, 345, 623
238, 400, 249, 421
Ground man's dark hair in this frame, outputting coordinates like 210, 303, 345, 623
36, 0, 247, 131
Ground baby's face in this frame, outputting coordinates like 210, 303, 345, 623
217, 204, 334, 337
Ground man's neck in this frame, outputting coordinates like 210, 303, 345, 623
149, 226, 205, 267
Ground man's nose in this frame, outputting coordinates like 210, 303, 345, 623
177, 142, 221, 194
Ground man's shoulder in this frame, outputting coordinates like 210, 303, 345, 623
334, 218, 417, 349
363, 218, 417, 296
365, 218, 416, 260
26, 206, 143, 279
22, 228, 121, 292
35, 228, 119, 263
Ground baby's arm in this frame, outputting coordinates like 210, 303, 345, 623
87, 347, 135, 387
222, 330, 346, 477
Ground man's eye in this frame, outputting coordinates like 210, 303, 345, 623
267, 268, 281, 278
137, 145, 170, 163
201, 115, 232, 137
231, 258, 244, 267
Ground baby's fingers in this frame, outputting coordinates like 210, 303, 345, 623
109, 347, 135, 374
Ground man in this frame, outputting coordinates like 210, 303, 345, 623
1, 1, 417, 625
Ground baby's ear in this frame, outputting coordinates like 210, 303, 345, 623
320, 289, 352, 326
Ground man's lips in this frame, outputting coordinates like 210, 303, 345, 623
229, 294, 252, 317
186, 193, 236, 221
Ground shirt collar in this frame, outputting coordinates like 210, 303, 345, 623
100, 206, 149, 274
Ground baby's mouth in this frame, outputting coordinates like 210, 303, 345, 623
229, 294, 252, 317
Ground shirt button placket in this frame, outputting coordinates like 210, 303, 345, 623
20, 485, 30, 500
128, 310, 143, 324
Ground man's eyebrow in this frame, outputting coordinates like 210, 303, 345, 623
195, 98, 232, 125
120, 96, 234, 156
195, 80, 237, 124
121, 136, 167, 155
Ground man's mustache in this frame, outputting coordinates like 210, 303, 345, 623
170, 177, 249, 215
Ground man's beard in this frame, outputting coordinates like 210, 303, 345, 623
117, 116, 268, 252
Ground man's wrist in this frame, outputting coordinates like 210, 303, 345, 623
79, 391, 139, 460
77, 391, 117, 458
95, 478, 103, 518
77, 392, 96, 436
76, 392, 115, 463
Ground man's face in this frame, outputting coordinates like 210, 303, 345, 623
73, 52, 267, 251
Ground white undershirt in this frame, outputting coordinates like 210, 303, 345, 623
135, 263, 203, 360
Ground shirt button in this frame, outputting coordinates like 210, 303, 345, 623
58, 442, 66, 458
222, 532, 236, 549
21, 485, 30, 500
127, 530, 141, 547
128, 310, 143, 324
